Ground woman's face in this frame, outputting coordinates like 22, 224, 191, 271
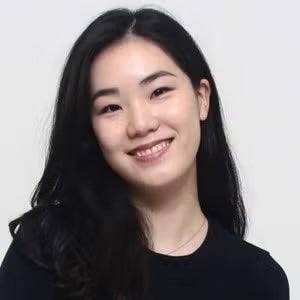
90, 35, 210, 190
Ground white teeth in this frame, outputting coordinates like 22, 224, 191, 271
133, 140, 171, 157
152, 145, 160, 152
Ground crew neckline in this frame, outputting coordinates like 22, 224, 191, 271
146, 216, 214, 262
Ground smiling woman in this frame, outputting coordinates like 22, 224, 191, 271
0, 7, 289, 300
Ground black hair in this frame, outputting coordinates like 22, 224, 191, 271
9, 7, 247, 300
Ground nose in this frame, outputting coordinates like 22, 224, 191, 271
126, 102, 159, 138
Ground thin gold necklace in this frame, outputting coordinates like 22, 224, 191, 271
166, 217, 207, 255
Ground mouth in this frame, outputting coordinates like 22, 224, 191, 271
127, 137, 174, 156
127, 137, 174, 164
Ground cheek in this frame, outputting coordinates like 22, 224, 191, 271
167, 94, 201, 151
92, 120, 124, 155
166, 93, 200, 128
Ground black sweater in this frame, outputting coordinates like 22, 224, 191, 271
0, 217, 289, 299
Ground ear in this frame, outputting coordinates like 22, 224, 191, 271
196, 79, 211, 121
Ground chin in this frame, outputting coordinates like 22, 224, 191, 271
130, 170, 183, 190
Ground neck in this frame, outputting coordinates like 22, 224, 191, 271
129, 162, 206, 255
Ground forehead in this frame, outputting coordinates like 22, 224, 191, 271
90, 36, 183, 87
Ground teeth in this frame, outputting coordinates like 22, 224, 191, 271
150, 145, 159, 153
133, 140, 170, 157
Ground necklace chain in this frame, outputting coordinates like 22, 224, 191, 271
165, 217, 207, 255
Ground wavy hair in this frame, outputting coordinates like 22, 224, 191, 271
9, 7, 247, 300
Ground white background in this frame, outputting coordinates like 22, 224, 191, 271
0, 0, 299, 298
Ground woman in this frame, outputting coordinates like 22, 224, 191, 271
0, 7, 289, 300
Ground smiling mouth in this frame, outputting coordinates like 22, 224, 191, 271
127, 137, 174, 164
127, 138, 174, 156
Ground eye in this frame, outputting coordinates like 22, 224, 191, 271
100, 104, 121, 114
151, 87, 173, 99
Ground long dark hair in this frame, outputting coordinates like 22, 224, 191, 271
9, 7, 247, 300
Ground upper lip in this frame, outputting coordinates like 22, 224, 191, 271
127, 137, 174, 154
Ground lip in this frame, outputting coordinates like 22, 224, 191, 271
129, 138, 173, 164
127, 137, 174, 155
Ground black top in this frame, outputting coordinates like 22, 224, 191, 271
0, 217, 289, 299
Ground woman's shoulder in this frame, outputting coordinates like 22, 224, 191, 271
0, 240, 59, 300
210, 218, 290, 299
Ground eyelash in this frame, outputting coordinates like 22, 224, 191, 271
150, 86, 173, 98
100, 104, 120, 114
99, 87, 174, 114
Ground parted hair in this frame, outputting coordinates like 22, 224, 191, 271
9, 7, 247, 300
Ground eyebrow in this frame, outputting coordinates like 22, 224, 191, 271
90, 70, 176, 102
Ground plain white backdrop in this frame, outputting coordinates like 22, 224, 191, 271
0, 0, 299, 298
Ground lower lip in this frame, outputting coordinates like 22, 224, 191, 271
130, 139, 173, 165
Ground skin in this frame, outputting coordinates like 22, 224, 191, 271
90, 35, 211, 255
